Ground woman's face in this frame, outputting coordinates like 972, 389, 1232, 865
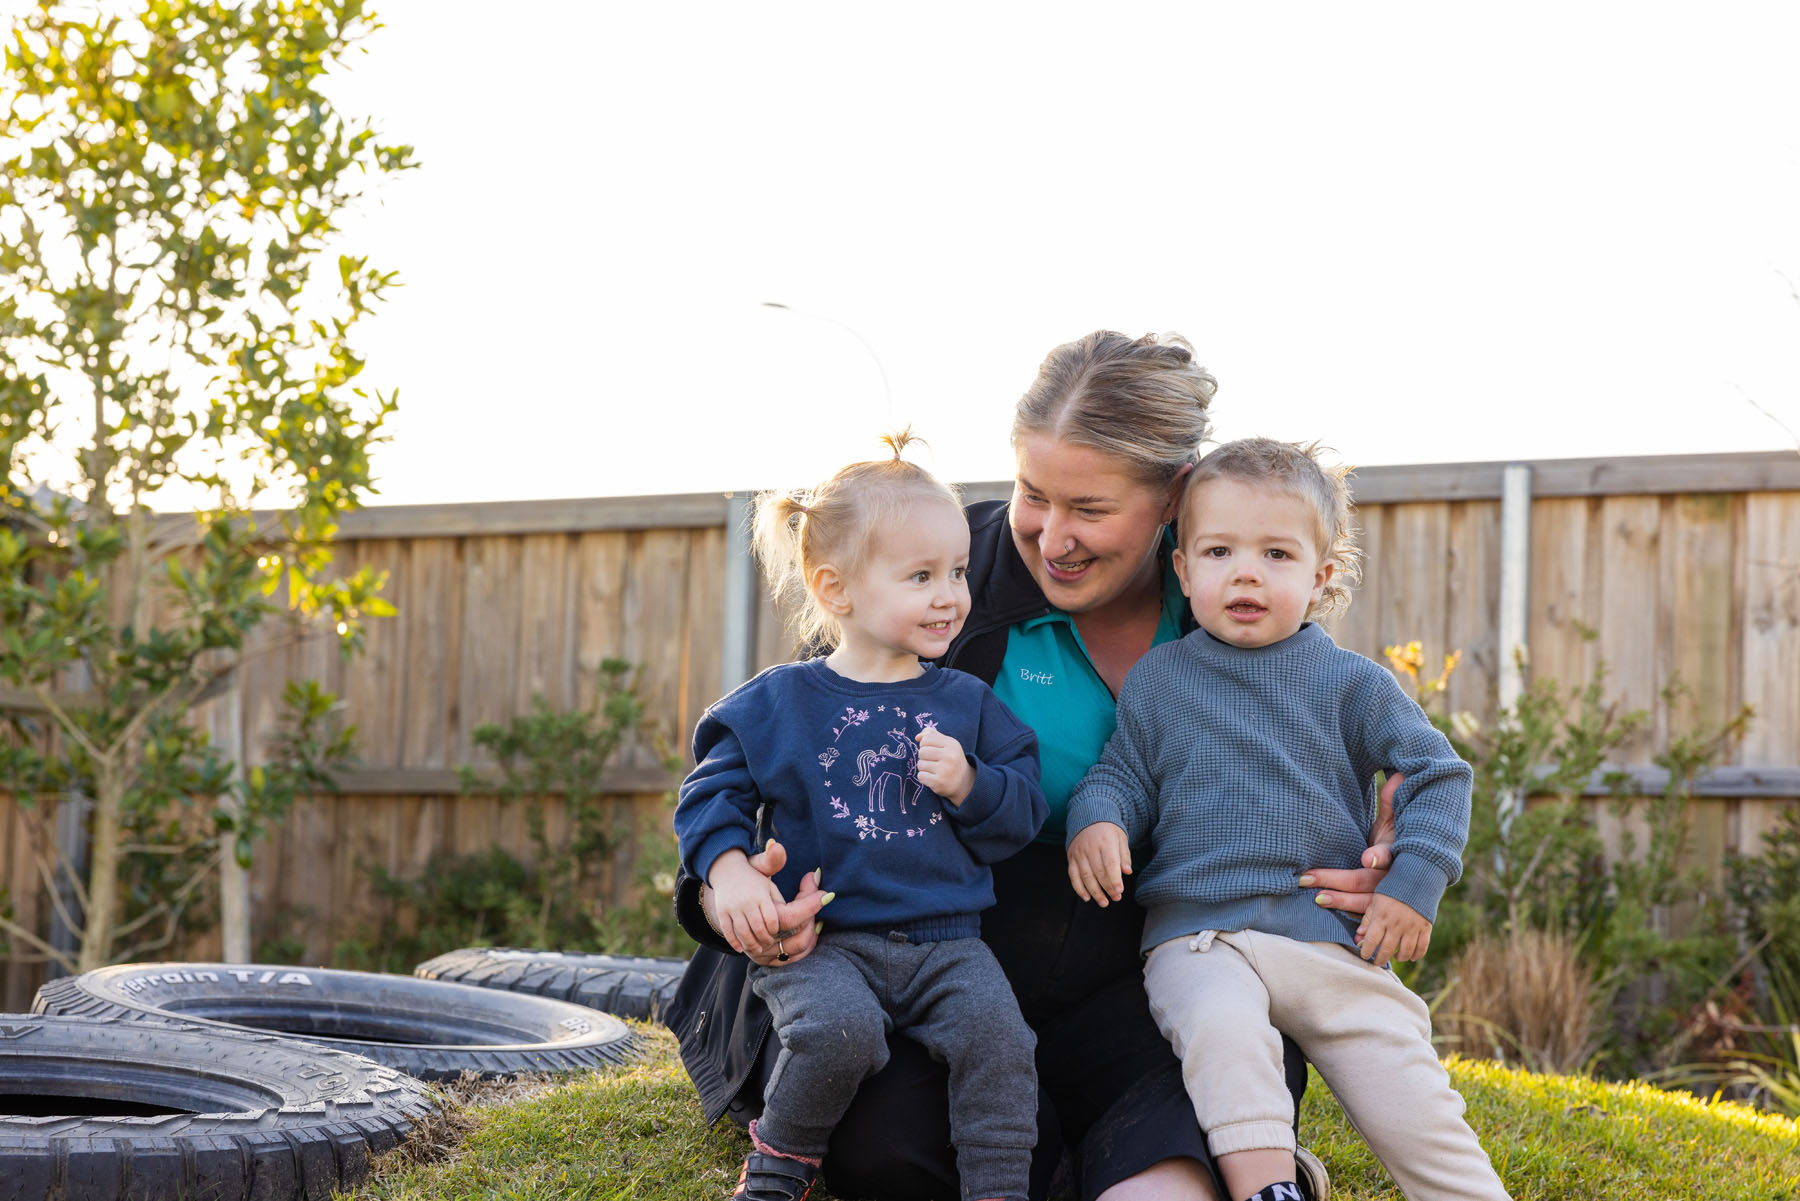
1010, 433, 1180, 614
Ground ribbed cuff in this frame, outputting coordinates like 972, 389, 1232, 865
1376, 852, 1452, 921
692, 828, 755, 891
955, 1142, 1033, 1201
1204, 1118, 1297, 1157
1063, 792, 1125, 845
955, 756, 1004, 822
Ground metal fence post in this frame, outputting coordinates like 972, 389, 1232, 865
721, 493, 758, 695
1495, 463, 1533, 828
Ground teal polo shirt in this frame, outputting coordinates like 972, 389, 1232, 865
991, 546, 1190, 842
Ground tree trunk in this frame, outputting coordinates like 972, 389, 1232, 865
78, 762, 122, 972
216, 678, 251, 962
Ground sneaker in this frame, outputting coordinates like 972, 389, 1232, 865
1294, 1146, 1332, 1201
731, 1151, 819, 1201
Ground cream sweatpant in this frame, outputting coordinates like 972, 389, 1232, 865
1144, 928, 1510, 1201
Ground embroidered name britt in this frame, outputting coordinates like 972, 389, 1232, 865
1018, 667, 1053, 685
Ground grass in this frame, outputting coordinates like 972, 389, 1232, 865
350, 1026, 1800, 1201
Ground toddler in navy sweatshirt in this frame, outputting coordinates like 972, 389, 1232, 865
675, 434, 1046, 1201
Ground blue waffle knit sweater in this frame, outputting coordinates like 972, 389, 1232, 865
1065, 623, 1472, 956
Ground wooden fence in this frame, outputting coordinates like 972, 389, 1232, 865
2, 450, 1796, 1008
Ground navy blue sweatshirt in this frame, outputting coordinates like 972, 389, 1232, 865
675, 658, 1048, 941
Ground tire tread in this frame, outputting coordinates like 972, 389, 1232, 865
34, 964, 644, 1083
414, 948, 688, 1023
0, 1016, 434, 1201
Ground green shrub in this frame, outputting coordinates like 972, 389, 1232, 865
340, 660, 686, 969
1388, 637, 1754, 1082
1712, 806, 1800, 1115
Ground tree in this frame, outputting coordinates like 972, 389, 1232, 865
0, 0, 412, 972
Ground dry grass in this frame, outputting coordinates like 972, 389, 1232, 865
1435, 928, 1602, 1074
380, 1071, 568, 1174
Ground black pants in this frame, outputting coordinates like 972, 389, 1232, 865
812, 842, 1307, 1201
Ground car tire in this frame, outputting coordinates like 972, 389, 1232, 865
414, 948, 688, 1023
0, 1013, 434, 1201
35, 962, 645, 1082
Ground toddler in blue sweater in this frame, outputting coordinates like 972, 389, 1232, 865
1065, 438, 1510, 1201
675, 434, 1047, 1201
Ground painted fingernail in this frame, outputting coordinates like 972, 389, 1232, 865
814, 869, 823, 886
819, 891, 837, 907
1314, 893, 1331, 906
814, 921, 825, 935
1298, 874, 1316, 887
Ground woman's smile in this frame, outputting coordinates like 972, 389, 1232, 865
1043, 552, 1095, 580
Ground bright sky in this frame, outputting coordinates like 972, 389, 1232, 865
35, 3, 1800, 505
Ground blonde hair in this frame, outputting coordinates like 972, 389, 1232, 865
751, 431, 963, 649
1012, 330, 1218, 487
1182, 437, 1363, 618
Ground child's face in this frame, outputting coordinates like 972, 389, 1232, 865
1173, 476, 1333, 650
834, 499, 972, 667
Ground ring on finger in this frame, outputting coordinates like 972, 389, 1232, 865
775, 934, 789, 963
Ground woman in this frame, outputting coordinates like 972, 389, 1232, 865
667, 330, 1394, 1201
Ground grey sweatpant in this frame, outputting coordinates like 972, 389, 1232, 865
751, 930, 1038, 1201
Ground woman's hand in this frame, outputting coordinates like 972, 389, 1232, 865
1300, 772, 1401, 914
702, 839, 832, 967
1068, 822, 1131, 907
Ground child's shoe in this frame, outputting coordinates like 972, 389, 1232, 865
1294, 1146, 1332, 1200
730, 1151, 819, 1201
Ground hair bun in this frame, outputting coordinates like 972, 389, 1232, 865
1148, 331, 1195, 359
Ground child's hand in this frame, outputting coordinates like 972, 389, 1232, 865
1067, 822, 1132, 907
707, 849, 787, 956
916, 727, 975, 805
1355, 892, 1432, 967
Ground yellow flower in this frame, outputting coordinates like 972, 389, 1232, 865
1384, 641, 1464, 703
1430, 650, 1463, 695
1384, 640, 1425, 681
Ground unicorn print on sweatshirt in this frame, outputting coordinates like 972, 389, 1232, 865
822, 704, 943, 839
